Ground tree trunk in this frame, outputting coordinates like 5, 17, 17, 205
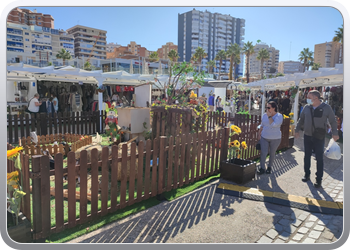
229, 55, 233, 80
261, 59, 264, 80
246, 55, 250, 83
219, 60, 223, 80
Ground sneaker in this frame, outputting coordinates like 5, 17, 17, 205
266, 167, 272, 174
314, 180, 322, 188
302, 175, 310, 182
257, 168, 265, 175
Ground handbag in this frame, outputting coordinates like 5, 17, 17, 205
311, 107, 326, 140
256, 140, 261, 150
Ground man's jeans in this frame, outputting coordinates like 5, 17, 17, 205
304, 134, 325, 182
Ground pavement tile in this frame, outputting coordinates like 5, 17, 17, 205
314, 225, 325, 232
273, 239, 285, 243
266, 229, 278, 239
278, 232, 290, 241
302, 238, 316, 243
304, 222, 315, 228
287, 240, 298, 243
298, 227, 309, 234
297, 214, 308, 221
257, 236, 273, 243
278, 219, 292, 227
317, 220, 328, 226
293, 233, 304, 241
309, 230, 322, 239
307, 215, 318, 222
321, 230, 334, 240
292, 219, 302, 227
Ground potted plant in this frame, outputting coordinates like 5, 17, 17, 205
7, 147, 31, 243
220, 125, 257, 184
96, 85, 106, 93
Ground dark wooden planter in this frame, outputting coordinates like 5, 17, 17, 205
220, 159, 257, 184
7, 212, 32, 243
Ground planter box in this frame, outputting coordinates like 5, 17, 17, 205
220, 159, 256, 184
7, 212, 32, 243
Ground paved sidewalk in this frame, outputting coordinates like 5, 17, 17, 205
68, 135, 343, 244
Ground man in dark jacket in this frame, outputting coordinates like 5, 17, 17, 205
208, 94, 215, 111
295, 90, 339, 188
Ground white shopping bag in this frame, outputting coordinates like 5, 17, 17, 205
324, 138, 342, 160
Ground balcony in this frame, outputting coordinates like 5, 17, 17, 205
32, 40, 51, 46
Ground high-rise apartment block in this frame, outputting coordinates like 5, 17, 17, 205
7, 22, 74, 66
314, 41, 341, 68
178, 9, 245, 76
278, 61, 304, 75
248, 43, 279, 79
67, 25, 107, 62
7, 8, 54, 28
157, 42, 178, 60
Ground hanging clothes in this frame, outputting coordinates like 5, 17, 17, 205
70, 92, 82, 112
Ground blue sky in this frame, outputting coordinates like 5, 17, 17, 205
24, 7, 343, 62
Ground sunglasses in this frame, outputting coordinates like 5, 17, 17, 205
267, 107, 271, 109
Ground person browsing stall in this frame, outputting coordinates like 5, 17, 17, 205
295, 90, 339, 188
257, 101, 283, 174
27, 93, 42, 114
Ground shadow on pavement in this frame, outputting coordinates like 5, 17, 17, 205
75, 183, 242, 243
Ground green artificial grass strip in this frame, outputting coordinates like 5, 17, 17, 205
45, 197, 161, 243
163, 174, 220, 201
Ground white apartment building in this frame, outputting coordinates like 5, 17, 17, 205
7, 22, 74, 66
178, 9, 245, 77
248, 43, 279, 79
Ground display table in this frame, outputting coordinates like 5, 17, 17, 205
7, 102, 28, 115
116, 107, 151, 142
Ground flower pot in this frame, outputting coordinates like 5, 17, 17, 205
7, 212, 32, 243
220, 158, 256, 184
288, 136, 294, 148
97, 89, 105, 93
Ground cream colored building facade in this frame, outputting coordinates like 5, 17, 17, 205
314, 41, 341, 68
248, 43, 279, 79
278, 60, 304, 75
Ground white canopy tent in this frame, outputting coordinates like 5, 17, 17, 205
243, 64, 343, 122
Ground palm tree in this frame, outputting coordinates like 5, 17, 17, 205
242, 41, 255, 83
193, 47, 207, 72
256, 48, 270, 80
206, 60, 216, 74
56, 48, 72, 66
168, 49, 179, 76
227, 43, 242, 81
311, 62, 322, 70
333, 24, 343, 63
215, 50, 227, 80
149, 52, 159, 62
298, 48, 314, 72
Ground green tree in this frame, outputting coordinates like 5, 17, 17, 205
215, 50, 227, 80
311, 62, 322, 70
149, 52, 159, 62
227, 43, 241, 81
242, 41, 255, 83
168, 49, 179, 76
298, 48, 314, 72
84, 61, 92, 71
276, 72, 284, 77
47, 62, 52, 66
256, 48, 270, 80
206, 60, 216, 74
333, 24, 343, 63
193, 47, 207, 73
56, 48, 72, 66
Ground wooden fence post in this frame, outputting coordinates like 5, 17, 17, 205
158, 136, 166, 194
31, 155, 42, 241
40, 113, 47, 136
40, 155, 51, 239
221, 127, 230, 164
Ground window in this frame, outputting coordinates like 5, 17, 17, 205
25, 39, 29, 41
25, 32, 29, 35
38, 22, 41, 25
38, 17, 41, 19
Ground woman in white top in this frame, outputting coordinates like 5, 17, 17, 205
216, 97, 223, 112
28, 93, 42, 113
257, 101, 283, 174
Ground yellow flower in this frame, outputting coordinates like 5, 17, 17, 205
289, 113, 294, 116
233, 140, 240, 148
241, 141, 248, 150
291, 120, 294, 124
231, 125, 241, 134
237, 154, 241, 158
7, 147, 23, 160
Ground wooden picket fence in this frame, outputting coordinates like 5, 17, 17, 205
151, 107, 230, 138
7, 111, 106, 144
21, 134, 93, 156
11, 127, 230, 240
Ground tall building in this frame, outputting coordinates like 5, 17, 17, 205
314, 41, 341, 68
66, 25, 107, 67
278, 61, 304, 75
157, 42, 178, 60
248, 43, 279, 79
106, 41, 150, 59
178, 9, 245, 76
7, 8, 54, 28
7, 22, 74, 66
106, 42, 121, 52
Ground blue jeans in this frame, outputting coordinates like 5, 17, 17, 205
304, 134, 325, 182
